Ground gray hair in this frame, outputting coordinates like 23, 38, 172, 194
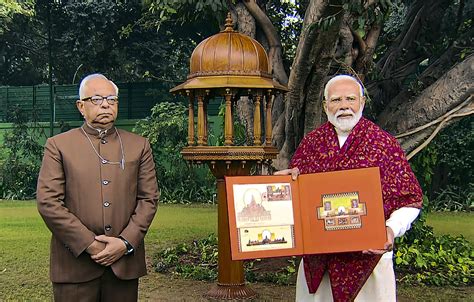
323, 75, 364, 100
78, 73, 119, 99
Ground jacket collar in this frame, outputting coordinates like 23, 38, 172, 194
81, 122, 116, 139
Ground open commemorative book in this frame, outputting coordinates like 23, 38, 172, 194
225, 167, 387, 260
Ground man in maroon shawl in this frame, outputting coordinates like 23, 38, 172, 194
276, 75, 423, 301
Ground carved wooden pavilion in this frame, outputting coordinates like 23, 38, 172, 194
170, 14, 288, 300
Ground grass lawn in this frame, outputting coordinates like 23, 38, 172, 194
0, 200, 472, 301
426, 211, 474, 243
0, 200, 217, 300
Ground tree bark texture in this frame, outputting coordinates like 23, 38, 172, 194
234, 3, 257, 143
381, 54, 474, 154
370, 0, 452, 112
235, 2, 256, 38
273, 0, 344, 169
232, 0, 472, 168
242, 0, 288, 86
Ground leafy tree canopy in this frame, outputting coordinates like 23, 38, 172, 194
0, 0, 34, 34
0, 0, 221, 85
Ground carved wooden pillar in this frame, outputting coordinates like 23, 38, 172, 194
197, 94, 205, 146
253, 94, 262, 145
204, 91, 210, 144
224, 89, 233, 145
186, 90, 195, 146
265, 90, 273, 146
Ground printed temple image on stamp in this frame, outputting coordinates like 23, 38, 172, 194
316, 192, 367, 231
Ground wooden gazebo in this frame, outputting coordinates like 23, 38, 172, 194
170, 13, 287, 300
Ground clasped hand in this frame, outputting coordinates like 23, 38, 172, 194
86, 235, 127, 266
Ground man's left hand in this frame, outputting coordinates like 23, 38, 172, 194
362, 226, 394, 255
90, 235, 127, 266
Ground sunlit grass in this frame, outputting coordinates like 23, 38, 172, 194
0, 200, 471, 300
426, 211, 474, 243
0, 200, 217, 300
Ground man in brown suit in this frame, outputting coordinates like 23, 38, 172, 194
37, 73, 159, 301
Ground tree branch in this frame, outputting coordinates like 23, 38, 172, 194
354, 20, 382, 78
379, 3, 425, 76
242, 0, 288, 85
364, 0, 377, 9
405, 100, 473, 160
378, 54, 474, 151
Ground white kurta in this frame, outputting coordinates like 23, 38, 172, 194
296, 132, 420, 301
296, 257, 395, 302
295, 206, 420, 302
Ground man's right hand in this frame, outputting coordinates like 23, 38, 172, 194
274, 167, 300, 180
86, 240, 106, 255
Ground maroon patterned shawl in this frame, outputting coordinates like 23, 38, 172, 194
289, 117, 423, 302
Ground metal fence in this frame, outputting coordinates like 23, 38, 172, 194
0, 81, 180, 122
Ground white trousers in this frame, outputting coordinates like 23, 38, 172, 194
295, 257, 396, 302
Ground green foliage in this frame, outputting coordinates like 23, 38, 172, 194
143, 0, 225, 30
266, 0, 303, 67
214, 101, 247, 146
319, 1, 389, 35
0, 0, 34, 34
0, 1, 208, 85
411, 117, 473, 212
395, 215, 474, 286
410, 146, 437, 193
155, 216, 474, 287
429, 184, 473, 212
134, 102, 215, 203
433, 117, 473, 189
154, 234, 298, 285
155, 234, 218, 281
0, 106, 45, 199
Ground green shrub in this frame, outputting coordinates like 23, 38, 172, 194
0, 106, 45, 199
411, 117, 473, 212
154, 233, 297, 286
154, 234, 218, 281
134, 102, 216, 203
395, 215, 474, 286
155, 218, 473, 287
429, 184, 473, 212
215, 101, 247, 146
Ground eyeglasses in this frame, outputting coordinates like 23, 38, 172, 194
81, 95, 119, 105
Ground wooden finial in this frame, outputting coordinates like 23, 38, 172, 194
224, 12, 234, 32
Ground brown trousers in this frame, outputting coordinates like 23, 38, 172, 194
53, 268, 138, 302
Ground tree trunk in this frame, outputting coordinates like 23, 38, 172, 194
378, 54, 474, 155
369, 0, 452, 112
233, 3, 257, 144
242, 0, 288, 86
273, 0, 344, 169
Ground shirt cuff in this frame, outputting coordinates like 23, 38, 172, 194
386, 207, 421, 238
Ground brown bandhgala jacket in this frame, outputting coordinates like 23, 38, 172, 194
37, 124, 159, 283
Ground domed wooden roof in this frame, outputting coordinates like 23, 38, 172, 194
170, 14, 287, 93
189, 17, 270, 79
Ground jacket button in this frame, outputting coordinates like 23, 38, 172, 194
105, 225, 112, 231
101, 139, 107, 144
104, 201, 110, 207
102, 180, 109, 185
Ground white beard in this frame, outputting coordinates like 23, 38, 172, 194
326, 105, 364, 133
